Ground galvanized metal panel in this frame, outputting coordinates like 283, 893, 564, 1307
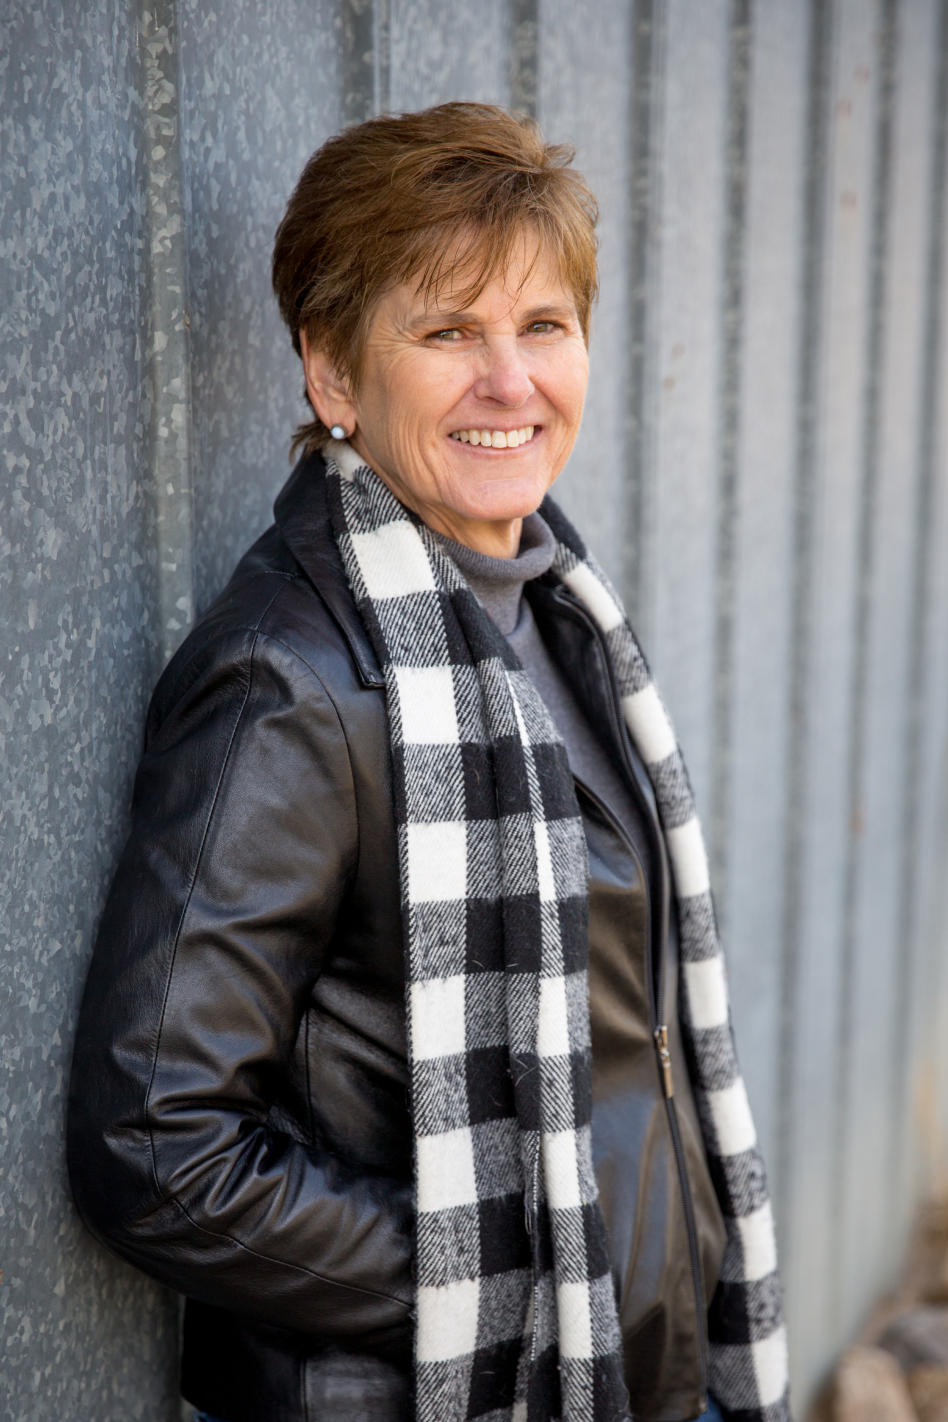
178, 0, 343, 616
4, 3, 948, 1419
389, 0, 511, 110
896, 0, 948, 1218
537, 0, 634, 589
836, 0, 941, 1347
646, 0, 732, 814
916, 240, 948, 1192
0, 3, 180, 1419
780, 0, 885, 1393
726, 0, 810, 1183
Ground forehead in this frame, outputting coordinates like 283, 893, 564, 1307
388, 229, 576, 322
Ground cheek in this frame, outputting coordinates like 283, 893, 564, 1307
390, 355, 466, 429
545, 350, 589, 427
357, 349, 439, 435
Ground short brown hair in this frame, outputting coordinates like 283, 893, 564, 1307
272, 102, 599, 456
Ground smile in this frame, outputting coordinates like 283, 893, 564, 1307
449, 425, 536, 448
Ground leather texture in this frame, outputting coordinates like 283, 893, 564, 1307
582, 785, 725, 1420
67, 454, 723, 1422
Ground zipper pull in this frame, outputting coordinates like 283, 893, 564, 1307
654, 1025, 674, 1098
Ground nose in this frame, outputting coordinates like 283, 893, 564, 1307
471, 335, 534, 409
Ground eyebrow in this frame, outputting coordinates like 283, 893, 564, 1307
404, 303, 578, 333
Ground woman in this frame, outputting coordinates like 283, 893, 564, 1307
68, 104, 788, 1422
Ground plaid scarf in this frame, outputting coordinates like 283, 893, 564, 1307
325, 445, 790, 1422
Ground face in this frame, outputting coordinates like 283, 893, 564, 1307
301, 231, 589, 556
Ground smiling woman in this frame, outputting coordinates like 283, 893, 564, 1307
273, 103, 596, 559
67, 104, 788, 1422
299, 235, 587, 556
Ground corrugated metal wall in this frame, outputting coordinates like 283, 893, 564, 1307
3, 1, 948, 1416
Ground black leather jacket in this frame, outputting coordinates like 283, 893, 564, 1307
67, 455, 722, 1422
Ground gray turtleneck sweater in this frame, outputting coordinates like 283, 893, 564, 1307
433, 513, 654, 883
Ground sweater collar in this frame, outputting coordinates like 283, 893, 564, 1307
433, 514, 557, 636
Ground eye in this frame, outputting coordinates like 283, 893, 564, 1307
525, 321, 559, 335
429, 327, 464, 342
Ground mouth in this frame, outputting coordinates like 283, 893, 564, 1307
448, 424, 537, 449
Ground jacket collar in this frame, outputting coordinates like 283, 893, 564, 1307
273, 453, 385, 688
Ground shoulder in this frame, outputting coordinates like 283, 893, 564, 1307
145, 521, 374, 749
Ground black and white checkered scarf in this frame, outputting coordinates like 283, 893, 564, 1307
325, 445, 790, 1422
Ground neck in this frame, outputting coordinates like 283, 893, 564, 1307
415, 508, 523, 559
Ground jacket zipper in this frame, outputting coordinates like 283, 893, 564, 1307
552, 589, 709, 1401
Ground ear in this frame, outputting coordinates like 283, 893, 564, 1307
299, 330, 358, 435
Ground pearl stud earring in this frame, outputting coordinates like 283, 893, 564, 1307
330, 424, 346, 440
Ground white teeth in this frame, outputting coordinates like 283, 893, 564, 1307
450, 425, 537, 445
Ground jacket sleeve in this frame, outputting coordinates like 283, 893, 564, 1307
66, 619, 413, 1357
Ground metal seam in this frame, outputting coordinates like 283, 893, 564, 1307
831, 0, 899, 1319
341, 0, 391, 124
142, 0, 194, 671
710, 0, 755, 925
775, 0, 836, 1234
510, 0, 539, 118
625, 0, 665, 634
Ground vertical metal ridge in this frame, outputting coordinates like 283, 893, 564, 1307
341, 0, 391, 124
831, 0, 899, 1315
890, 0, 948, 1215
510, 0, 539, 118
709, 0, 754, 921
142, 0, 194, 671
625, 0, 665, 632
775, 0, 836, 1229
142, 6, 195, 1397
374, 0, 391, 114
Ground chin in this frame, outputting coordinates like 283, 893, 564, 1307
459, 495, 548, 524
455, 473, 555, 524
